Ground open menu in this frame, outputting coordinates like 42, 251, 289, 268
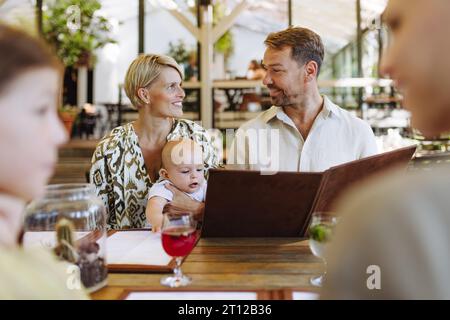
22, 229, 190, 273
106, 230, 178, 273
123, 290, 261, 300
202, 145, 416, 238
309, 145, 418, 214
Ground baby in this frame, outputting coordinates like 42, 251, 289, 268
146, 139, 207, 232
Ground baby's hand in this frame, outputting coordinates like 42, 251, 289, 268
146, 196, 168, 233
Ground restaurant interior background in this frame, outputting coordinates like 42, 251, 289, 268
1, 0, 450, 185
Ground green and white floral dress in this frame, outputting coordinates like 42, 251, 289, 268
90, 119, 219, 230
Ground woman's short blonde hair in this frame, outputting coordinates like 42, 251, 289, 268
124, 53, 184, 108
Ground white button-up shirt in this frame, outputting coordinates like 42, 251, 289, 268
228, 95, 378, 172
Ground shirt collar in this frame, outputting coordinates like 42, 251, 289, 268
321, 95, 341, 119
261, 106, 280, 123
263, 95, 341, 124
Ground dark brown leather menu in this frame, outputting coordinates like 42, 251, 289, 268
308, 145, 416, 215
202, 145, 416, 238
201, 170, 324, 237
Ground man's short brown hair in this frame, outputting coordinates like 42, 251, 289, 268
264, 27, 325, 76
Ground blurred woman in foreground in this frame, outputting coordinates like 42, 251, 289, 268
0, 24, 87, 299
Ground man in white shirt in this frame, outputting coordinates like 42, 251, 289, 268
228, 27, 378, 173
323, 0, 450, 299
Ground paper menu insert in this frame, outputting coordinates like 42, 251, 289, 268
23, 231, 89, 249
292, 291, 319, 300
120, 289, 317, 300
23, 230, 175, 271
106, 230, 172, 267
125, 291, 259, 300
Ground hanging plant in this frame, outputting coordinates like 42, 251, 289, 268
213, 2, 234, 61
185, 1, 234, 61
42, 0, 116, 68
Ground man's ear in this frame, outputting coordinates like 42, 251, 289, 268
159, 168, 169, 179
304, 61, 318, 82
137, 87, 151, 104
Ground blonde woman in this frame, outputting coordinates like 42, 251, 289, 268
90, 54, 219, 230
0, 25, 87, 299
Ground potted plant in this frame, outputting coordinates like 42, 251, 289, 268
59, 105, 80, 136
167, 39, 192, 66
42, 0, 116, 69
167, 40, 197, 80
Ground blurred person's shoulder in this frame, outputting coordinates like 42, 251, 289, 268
324, 164, 450, 299
0, 247, 89, 299
335, 164, 450, 224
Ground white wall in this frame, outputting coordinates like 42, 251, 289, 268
145, 8, 197, 56
94, 0, 138, 104
227, 25, 267, 78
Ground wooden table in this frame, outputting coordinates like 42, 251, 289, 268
91, 238, 323, 300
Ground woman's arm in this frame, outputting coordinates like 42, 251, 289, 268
145, 197, 168, 232
89, 152, 109, 208
163, 184, 205, 220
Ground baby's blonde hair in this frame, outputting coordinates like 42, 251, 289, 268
124, 53, 184, 108
162, 139, 204, 169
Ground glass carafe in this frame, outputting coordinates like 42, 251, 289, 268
24, 183, 107, 293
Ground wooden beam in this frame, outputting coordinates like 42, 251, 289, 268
377, 19, 384, 78
197, 1, 202, 81
36, 0, 43, 35
138, 0, 145, 54
200, 4, 214, 128
87, 69, 94, 103
212, 0, 248, 43
77, 67, 88, 106
356, 0, 363, 78
288, 0, 292, 27
168, 9, 200, 42
356, 0, 364, 117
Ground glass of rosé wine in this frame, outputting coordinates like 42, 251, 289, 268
160, 212, 197, 287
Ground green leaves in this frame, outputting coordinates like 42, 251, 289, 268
167, 40, 193, 66
212, 2, 233, 59
42, 0, 116, 68
309, 224, 333, 243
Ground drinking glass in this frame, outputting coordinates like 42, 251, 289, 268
308, 212, 338, 287
160, 212, 197, 287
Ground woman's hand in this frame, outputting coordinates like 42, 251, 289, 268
163, 184, 205, 220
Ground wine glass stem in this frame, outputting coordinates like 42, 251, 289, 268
323, 259, 328, 278
174, 257, 183, 278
